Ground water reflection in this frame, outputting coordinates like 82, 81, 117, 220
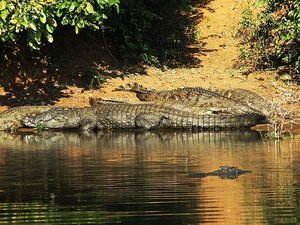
0, 131, 299, 224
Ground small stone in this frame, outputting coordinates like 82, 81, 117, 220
257, 77, 265, 81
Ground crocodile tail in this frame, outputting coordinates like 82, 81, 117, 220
113, 82, 154, 94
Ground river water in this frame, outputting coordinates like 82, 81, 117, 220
0, 130, 299, 224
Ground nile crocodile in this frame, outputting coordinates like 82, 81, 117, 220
23, 102, 266, 131
111, 83, 276, 116
188, 166, 251, 179
0, 98, 120, 132
0, 106, 52, 131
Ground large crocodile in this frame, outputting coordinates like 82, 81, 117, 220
188, 166, 251, 179
0, 106, 52, 131
111, 83, 277, 117
0, 98, 116, 132
23, 102, 266, 130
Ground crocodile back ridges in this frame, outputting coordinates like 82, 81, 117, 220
115, 84, 225, 102
93, 103, 265, 129
0, 106, 52, 117
114, 84, 274, 116
165, 87, 275, 116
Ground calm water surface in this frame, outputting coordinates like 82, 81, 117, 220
0, 130, 299, 224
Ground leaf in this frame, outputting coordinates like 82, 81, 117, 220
56, 10, 63, 17
40, 12, 47, 24
48, 18, 57, 27
0, 9, 8, 21
34, 32, 41, 44
77, 19, 84, 28
45, 32, 53, 43
75, 25, 79, 34
46, 24, 54, 33
28, 41, 39, 50
10, 15, 18, 24
90, 24, 99, 30
108, 0, 119, 7
20, 19, 29, 28
85, 2, 94, 14
29, 22, 37, 31
114, 4, 119, 13
61, 16, 69, 25
57, 2, 67, 10
0, 1, 6, 10
69, 2, 77, 12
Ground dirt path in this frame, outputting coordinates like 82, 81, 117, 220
1, 0, 299, 115
55, 0, 298, 113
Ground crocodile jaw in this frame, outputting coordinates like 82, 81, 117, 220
23, 116, 37, 127
23, 114, 75, 128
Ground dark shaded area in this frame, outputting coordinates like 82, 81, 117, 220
105, 0, 213, 67
0, 31, 137, 106
0, 0, 214, 107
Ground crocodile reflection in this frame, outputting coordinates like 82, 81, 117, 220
188, 166, 251, 179
0, 130, 262, 148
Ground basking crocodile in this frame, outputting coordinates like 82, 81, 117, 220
0, 106, 52, 131
188, 166, 251, 179
23, 102, 266, 131
111, 83, 277, 117
0, 98, 118, 132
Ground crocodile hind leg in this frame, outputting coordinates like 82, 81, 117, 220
135, 114, 166, 129
80, 108, 98, 131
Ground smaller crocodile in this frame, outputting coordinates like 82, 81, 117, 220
113, 83, 278, 117
188, 166, 251, 179
92, 84, 258, 115
0, 106, 52, 132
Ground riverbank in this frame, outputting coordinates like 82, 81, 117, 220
0, 0, 299, 117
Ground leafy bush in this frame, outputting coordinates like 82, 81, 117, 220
105, 0, 199, 65
0, 0, 119, 49
240, 0, 300, 80
0, 0, 201, 66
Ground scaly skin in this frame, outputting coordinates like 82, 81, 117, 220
0, 98, 122, 132
188, 166, 251, 179
23, 102, 266, 131
0, 106, 52, 131
113, 83, 276, 116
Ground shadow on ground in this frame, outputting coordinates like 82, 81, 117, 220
0, 0, 214, 107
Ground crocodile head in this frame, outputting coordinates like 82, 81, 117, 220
212, 166, 251, 179
23, 108, 82, 129
188, 166, 251, 179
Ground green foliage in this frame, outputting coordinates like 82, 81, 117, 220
0, 0, 119, 49
0, 0, 201, 67
105, 0, 199, 65
36, 123, 46, 132
240, 0, 300, 80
